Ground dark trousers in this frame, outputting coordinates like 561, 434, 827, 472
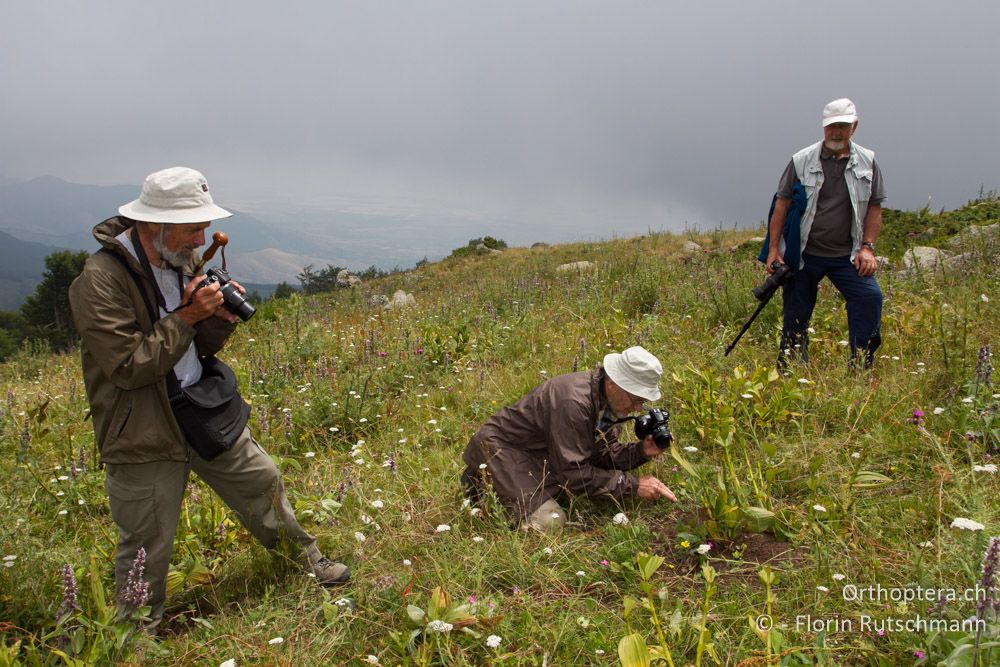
780, 253, 883, 368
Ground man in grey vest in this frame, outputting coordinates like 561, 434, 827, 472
764, 98, 886, 370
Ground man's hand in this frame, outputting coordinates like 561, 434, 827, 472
642, 435, 665, 458
637, 476, 677, 502
854, 247, 878, 277
764, 249, 784, 275
175, 275, 225, 327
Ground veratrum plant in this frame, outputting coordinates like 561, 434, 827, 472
404, 586, 480, 665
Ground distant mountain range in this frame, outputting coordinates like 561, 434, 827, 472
0, 175, 427, 309
0, 174, 518, 310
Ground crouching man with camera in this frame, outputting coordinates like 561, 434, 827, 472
461, 346, 677, 531
69, 167, 348, 630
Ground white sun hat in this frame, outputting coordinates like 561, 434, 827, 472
822, 98, 857, 127
603, 346, 662, 401
118, 166, 232, 224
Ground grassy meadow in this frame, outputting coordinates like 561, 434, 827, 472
2, 197, 1000, 666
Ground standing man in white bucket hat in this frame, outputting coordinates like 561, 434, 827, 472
461, 346, 677, 531
69, 167, 348, 630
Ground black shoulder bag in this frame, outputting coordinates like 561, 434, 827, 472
102, 232, 250, 460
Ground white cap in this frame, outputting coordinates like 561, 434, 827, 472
822, 98, 857, 127
118, 167, 232, 224
603, 346, 662, 401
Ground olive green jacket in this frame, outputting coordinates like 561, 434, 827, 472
69, 217, 237, 464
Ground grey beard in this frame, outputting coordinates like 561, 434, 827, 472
824, 139, 847, 153
152, 227, 194, 268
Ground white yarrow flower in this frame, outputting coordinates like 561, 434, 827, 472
973, 464, 998, 473
472, 536, 484, 543
543, 547, 553, 555
951, 517, 986, 531
426, 619, 454, 633
684, 446, 698, 453
612, 512, 629, 526
933, 407, 945, 415
436, 524, 451, 532
576, 570, 586, 577
816, 585, 829, 593
268, 637, 284, 645
354, 531, 367, 542
695, 543, 712, 555
220, 660, 237, 667
486, 634, 502, 648
812, 504, 827, 513
366, 656, 380, 665
371, 499, 384, 509
832, 573, 846, 581
304, 451, 315, 458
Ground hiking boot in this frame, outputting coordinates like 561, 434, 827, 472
309, 556, 350, 585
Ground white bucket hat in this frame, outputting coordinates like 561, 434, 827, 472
822, 98, 857, 127
118, 166, 232, 224
603, 346, 662, 401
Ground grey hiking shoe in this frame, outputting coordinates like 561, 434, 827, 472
310, 556, 350, 585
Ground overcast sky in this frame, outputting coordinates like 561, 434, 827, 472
2, 1, 998, 244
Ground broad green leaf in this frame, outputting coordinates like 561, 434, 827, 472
669, 442, 696, 476
406, 605, 425, 624
617, 633, 651, 667
852, 471, 893, 488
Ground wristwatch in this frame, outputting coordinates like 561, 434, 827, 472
862, 242, 876, 252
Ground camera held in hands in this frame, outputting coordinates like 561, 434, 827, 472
752, 261, 793, 301
634, 408, 673, 449
199, 267, 256, 321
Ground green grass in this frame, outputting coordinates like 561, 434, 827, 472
2, 196, 1000, 665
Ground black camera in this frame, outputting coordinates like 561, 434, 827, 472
200, 267, 256, 321
752, 261, 793, 302
634, 408, 673, 449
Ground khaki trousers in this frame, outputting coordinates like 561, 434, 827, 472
104, 427, 319, 626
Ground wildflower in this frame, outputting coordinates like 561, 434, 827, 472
816, 585, 829, 593
403, 559, 412, 566
595, 649, 606, 655
600, 559, 610, 567
576, 571, 586, 577
914, 651, 926, 660
426, 619, 454, 633
478, 463, 487, 469
951, 517, 986, 531
371, 500, 384, 509
354, 458, 365, 465
486, 634, 502, 649
680, 540, 691, 548
2, 555, 16, 568
974, 464, 998, 473
436, 524, 451, 532
355, 532, 367, 542
933, 407, 945, 415
472, 536, 484, 543
543, 547, 553, 555
963, 397, 974, 404
58, 510, 68, 516
982, 294, 990, 303
268, 637, 284, 645
918, 541, 934, 548
976, 537, 1000, 617
58, 564, 79, 618
695, 544, 712, 555
851, 452, 861, 459
304, 452, 315, 458
366, 656, 380, 665
833, 573, 846, 581
329, 426, 339, 432
909, 409, 924, 425
470, 508, 482, 517
612, 512, 629, 526
334, 597, 351, 606
741, 393, 753, 399
119, 547, 150, 610
220, 660, 236, 667
812, 504, 827, 513
797, 378, 812, 384
683, 446, 698, 453
360, 514, 374, 525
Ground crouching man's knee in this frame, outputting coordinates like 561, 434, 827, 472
521, 498, 566, 532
